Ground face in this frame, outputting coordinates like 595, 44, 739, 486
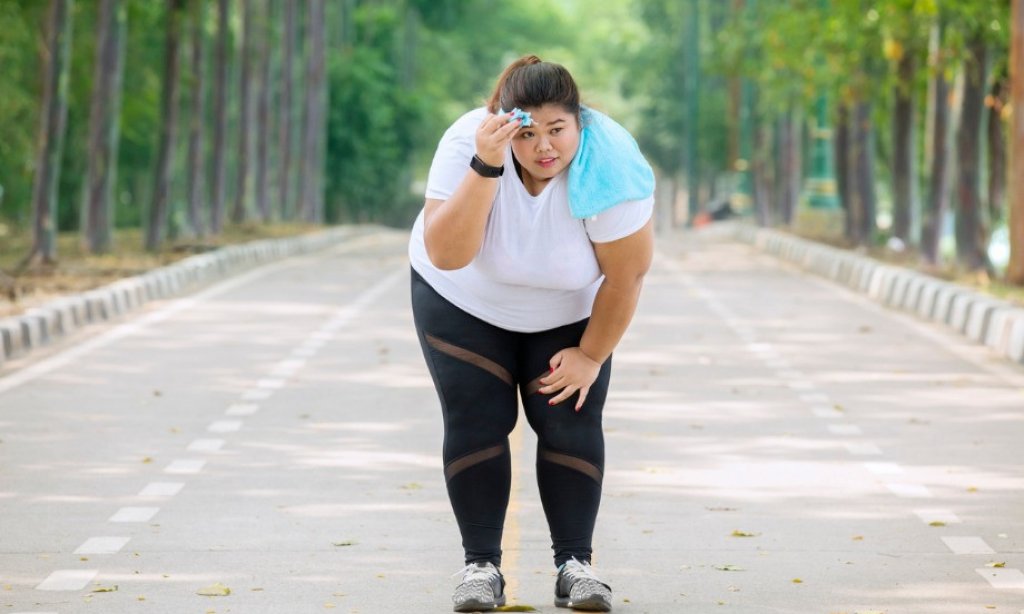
510, 104, 580, 191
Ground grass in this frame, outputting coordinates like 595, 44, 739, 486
0, 222, 320, 318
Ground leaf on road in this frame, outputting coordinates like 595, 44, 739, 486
332, 540, 357, 547
730, 530, 760, 538
141, 457, 153, 463
985, 562, 1006, 568
967, 486, 979, 493
196, 583, 231, 596
792, 578, 803, 584
324, 603, 336, 609
91, 585, 118, 593
851, 535, 864, 541
706, 507, 737, 512
400, 483, 422, 490
495, 606, 538, 612
713, 565, 744, 572
928, 521, 946, 527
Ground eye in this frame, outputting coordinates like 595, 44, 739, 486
551, 127, 563, 135
519, 130, 534, 139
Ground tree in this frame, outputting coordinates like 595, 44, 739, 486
145, 0, 186, 251
27, 0, 73, 266
232, 0, 254, 224
185, 0, 206, 238
209, 0, 229, 233
278, 0, 296, 220
255, 0, 271, 222
1009, 0, 1024, 284
922, 15, 953, 265
83, 0, 126, 253
953, 30, 991, 272
298, 0, 325, 223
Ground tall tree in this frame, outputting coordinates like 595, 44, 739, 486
209, 0, 229, 233
891, 46, 919, 244
922, 16, 952, 265
83, 0, 126, 254
255, 0, 271, 222
298, 0, 325, 223
185, 0, 207, 238
953, 31, 991, 272
986, 67, 1008, 230
232, 0, 254, 224
1009, 0, 1024, 284
27, 0, 73, 266
145, 0, 186, 251
278, 0, 296, 220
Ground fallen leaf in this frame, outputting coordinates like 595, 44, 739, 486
91, 585, 118, 593
986, 562, 1006, 568
400, 483, 422, 490
495, 606, 538, 612
727, 585, 740, 592
80, 556, 89, 561
251, 587, 264, 591
141, 457, 153, 464
967, 486, 979, 493
731, 530, 760, 538
332, 540, 357, 547
851, 535, 864, 541
137, 596, 146, 601
706, 507, 737, 512
713, 565, 744, 572
331, 592, 347, 597
196, 583, 231, 596
324, 604, 336, 609
928, 521, 946, 527
985, 605, 996, 609
792, 578, 803, 584
998, 533, 1008, 539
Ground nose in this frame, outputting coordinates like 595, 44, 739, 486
536, 137, 553, 153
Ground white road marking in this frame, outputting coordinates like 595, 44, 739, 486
241, 388, 273, 401
764, 359, 790, 369
226, 403, 260, 416
187, 438, 225, 452
864, 462, 903, 475
207, 420, 243, 433
139, 482, 185, 497
845, 442, 884, 455
35, 569, 98, 591
746, 343, 774, 354
777, 370, 805, 379
272, 358, 306, 375
829, 424, 863, 435
799, 393, 830, 403
257, 378, 285, 389
975, 568, 1024, 589
788, 381, 816, 390
309, 331, 334, 342
292, 347, 318, 358
109, 507, 159, 523
885, 483, 933, 498
813, 407, 843, 419
914, 509, 962, 524
942, 536, 995, 554
74, 536, 130, 555
164, 459, 206, 474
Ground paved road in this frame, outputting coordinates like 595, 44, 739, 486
1, 227, 1022, 614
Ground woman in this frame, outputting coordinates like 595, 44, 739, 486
409, 55, 654, 612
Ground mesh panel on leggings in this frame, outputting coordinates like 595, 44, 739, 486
538, 448, 603, 484
445, 444, 507, 481
426, 334, 514, 386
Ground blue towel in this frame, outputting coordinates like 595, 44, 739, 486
568, 107, 655, 219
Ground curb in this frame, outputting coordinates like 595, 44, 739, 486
732, 224, 1024, 366
0, 226, 359, 370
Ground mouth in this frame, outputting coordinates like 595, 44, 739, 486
536, 157, 558, 169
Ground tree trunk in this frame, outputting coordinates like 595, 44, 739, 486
847, 98, 876, 246
28, 0, 73, 265
255, 0, 271, 222
279, 0, 295, 220
146, 0, 186, 251
209, 0, 229, 234
892, 50, 918, 244
753, 118, 774, 226
987, 70, 1008, 229
922, 19, 951, 265
185, 0, 206, 238
954, 33, 990, 272
835, 100, 852, 240
299, 0, 326, 223
83, 0, 125, 254
1009, 0, 1024, 284
232, 0, 254, 224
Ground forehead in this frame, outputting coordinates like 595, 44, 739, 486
521, 103, 576, 125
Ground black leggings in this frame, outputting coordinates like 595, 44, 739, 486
411, 268, 611, 568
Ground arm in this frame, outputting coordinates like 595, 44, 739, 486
539, 218, 654, 410
423, 112, 522, 270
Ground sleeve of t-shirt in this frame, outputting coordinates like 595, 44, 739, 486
582, 195, 655, 243
424, 108, 486, 201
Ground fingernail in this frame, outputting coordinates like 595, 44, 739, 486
550, 367, 554, 373
548, 400, 555, 406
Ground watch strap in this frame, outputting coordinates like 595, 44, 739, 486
470, 154, 504, 178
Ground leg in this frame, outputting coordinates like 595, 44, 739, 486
411, 269, 519, 567
518, 319, 612, 567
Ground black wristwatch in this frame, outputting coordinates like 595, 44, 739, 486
470, 154, 504, 178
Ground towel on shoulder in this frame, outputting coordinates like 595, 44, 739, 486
568, 107, 655, 219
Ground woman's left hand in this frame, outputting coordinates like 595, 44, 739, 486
538, 347, 602, 412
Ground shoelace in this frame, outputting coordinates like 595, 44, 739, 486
560, 557, 610, 592
452, 562, 500, 583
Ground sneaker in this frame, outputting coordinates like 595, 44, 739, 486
452, 561, 506, 612
554, 557, 612, 611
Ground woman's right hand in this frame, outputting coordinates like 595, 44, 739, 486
474, 112, 522, 168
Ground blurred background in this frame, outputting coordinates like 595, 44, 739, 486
0, 0, 1021, 296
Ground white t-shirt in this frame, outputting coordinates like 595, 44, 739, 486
408, 107, 653, 333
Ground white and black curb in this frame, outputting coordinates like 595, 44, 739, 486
0, 227, 360, 369
733, 224, 1024, 366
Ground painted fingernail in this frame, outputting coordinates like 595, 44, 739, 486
550, 367, 554, 373
548, 400, 555, 406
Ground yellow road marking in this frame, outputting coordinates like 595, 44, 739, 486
501, 417, 525, 601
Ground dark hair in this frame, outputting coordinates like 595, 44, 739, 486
487, 55, 581, 120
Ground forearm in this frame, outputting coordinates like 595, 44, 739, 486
423, 171, 499, 270
579, 276, 645, 364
